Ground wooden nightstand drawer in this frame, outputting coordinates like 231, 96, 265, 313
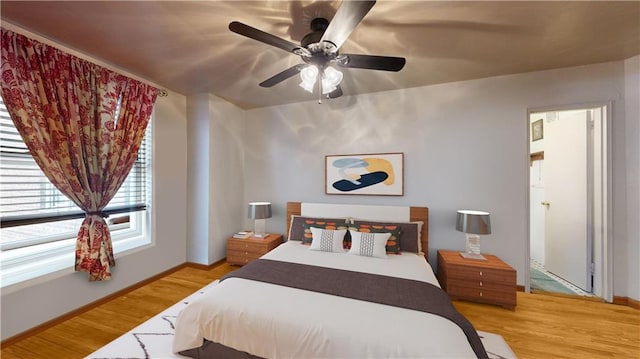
227, 251, 262, 265
446, 266, 516, 286
227, 249, 264, 260
447, 284, 516, 307
227, 240, 271, 254
446, 277, 515, 292
227, 234, 283, 266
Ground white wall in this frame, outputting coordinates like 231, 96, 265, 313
243, 60, 634, 291
186, 94, 245, 265
186, 94, 210, 264
624, 55, 640, 300
0, 92, 189, 340
208, 95, 246, 262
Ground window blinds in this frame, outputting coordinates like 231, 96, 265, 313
0, 97, 151, 228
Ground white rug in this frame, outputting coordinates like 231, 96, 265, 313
87, 281, 517, 359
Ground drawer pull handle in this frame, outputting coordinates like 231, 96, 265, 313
479, 292, 483, 297
480, 281, 483, 287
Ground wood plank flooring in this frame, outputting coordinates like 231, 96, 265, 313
454, 294, 639, 358
1, 262, 638, 359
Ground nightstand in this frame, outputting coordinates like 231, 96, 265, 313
437, 250, 517, 310
227, 234, 283, 266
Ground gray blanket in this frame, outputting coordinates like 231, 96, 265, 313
222, 258, 489, 359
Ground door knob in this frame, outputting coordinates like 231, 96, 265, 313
541, 201, 551, 207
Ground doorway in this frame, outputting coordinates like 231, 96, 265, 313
527, 104, 612, 302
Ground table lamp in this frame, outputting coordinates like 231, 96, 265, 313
456, 209, 491, 260
248, 202, 272, 238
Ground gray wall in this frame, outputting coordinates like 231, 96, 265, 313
186, 94, 245, 265
624, 55, 639, 300
242, 60, 636, 294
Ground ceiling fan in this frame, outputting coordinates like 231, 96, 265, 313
229, 0, 406, 100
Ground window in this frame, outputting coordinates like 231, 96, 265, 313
0, 96, 153, 287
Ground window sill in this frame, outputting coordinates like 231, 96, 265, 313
0, 234, 152, 295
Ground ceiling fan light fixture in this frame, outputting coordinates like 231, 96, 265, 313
299, 65, 318, 93
321, 66, 343, 94
230, 1, 406, 101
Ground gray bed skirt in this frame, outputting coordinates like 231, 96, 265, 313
179, 339, 262, 359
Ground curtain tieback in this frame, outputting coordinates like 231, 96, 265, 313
86, 211, 109, 218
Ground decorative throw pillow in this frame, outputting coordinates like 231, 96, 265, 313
309, 228, 347, 253
348, 231, 390, 259
288, 215, 348, 241
352, 220, 423, 254
406, 221, 424, 253
347, 223, 402, 254
302, 219, 348, 244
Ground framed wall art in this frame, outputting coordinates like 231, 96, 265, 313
325, 152, 404, 196
532, 119, 544, 141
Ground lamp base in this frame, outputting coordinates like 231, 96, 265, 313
253, 233, 270, 239
461, 233, 486, 260
459, 252, 487, 260
253, 219, 267, 238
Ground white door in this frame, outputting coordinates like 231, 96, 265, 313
543, 110, 590, 291
530, 160, 546, 264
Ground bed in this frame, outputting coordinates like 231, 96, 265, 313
172, 202, 489, 358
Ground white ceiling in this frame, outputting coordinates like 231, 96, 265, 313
1, 1, 638, 109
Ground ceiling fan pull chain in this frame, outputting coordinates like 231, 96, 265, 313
318, 72, 322, 104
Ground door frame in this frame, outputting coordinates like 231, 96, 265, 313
525, 101, 613, 302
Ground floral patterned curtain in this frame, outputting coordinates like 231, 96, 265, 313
0, 28, 158, 281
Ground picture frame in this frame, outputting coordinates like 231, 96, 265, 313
325, 152, 404, 196
532, 119, 544, 141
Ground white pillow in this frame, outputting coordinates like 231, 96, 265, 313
348, 231, 390, 258
309, 227, 347, 253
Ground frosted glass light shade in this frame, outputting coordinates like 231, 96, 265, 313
299, 65, 318, 93
321, 67, 343, 94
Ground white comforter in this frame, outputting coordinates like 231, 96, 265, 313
173, 241, 478, 358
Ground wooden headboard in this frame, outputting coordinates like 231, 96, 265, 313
286, 202, 429, 258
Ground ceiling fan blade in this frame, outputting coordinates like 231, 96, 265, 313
320, 0, 375, 49
339, 54, 406, 72
229, 21, 301, 53
259, 65, 305, 87
327, 85, 343, 99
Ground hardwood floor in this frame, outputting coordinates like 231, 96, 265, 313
1, 263, 236, 359
1, 262, 638, 359
454, 294, 639, 359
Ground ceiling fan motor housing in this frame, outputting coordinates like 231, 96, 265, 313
301, 18, 329, 48
300, 18, 340, 68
